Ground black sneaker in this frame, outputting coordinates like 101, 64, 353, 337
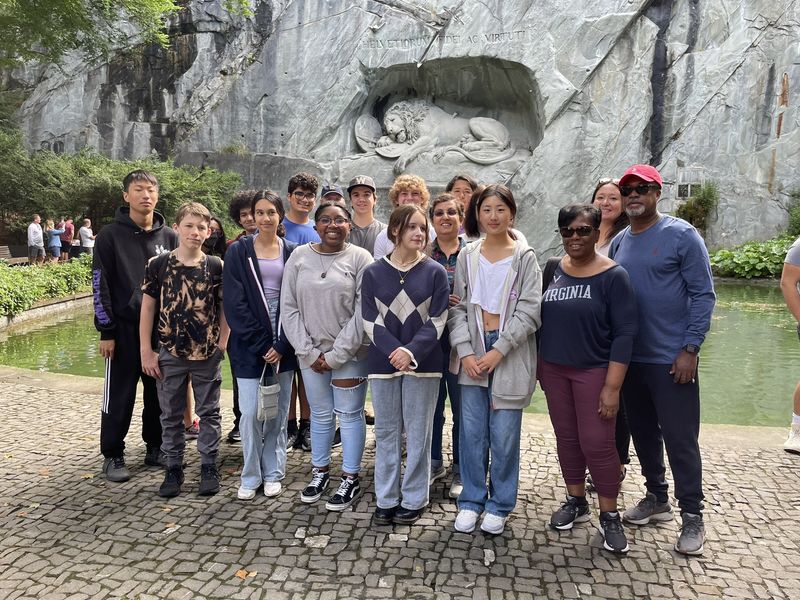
286, 426, 299, 451
144, 445, 165, 468
300, 468, 330, 503
227, 428, 241, 444
393, 506, 424, 525
550, 495, 591, 530
198, 464, 221, 496
332, 428, 342, 448
158, 466, 184, 498
325, 475, 360, 511
373, 505, 397, 525
102, 456, 130, 482
300, 422, 312, 452
599, 511, 629, 554
365, 410, 375, 425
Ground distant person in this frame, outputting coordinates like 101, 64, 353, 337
780, 236, 800, 454
140, 202, 229, 498
445, 173, 478, 213
202, 216, 227, 258
538, 204, 637, 554
347, 175, 386, 256
27, 214, 45, 264
283, 172, 320, 452
45, 219, 65, 263
93, 170, 178, 483
78, 219, 96, 256
60, 217, 75, 262
609, 164, 715, 556
373, 174, 433, 259
223, 189, 259, 444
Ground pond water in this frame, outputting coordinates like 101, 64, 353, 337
0, 281, 796, 426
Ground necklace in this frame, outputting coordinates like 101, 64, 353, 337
317, 245, 345, 278
390, 251, 421, 285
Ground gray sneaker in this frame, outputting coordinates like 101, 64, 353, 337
674, 513, 705, 555
623, 492, 674, 525
103, 456, 131, 482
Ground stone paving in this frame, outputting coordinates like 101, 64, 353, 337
0, 366, 798, 600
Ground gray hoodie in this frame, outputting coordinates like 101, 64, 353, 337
448, 240, 542, 409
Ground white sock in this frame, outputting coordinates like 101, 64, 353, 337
792, 413, 800, 425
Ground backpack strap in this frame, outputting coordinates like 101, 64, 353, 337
541, 256, 561, 293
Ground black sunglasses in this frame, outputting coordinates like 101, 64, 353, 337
620, 183, 659, 196
556, 226, 596, 238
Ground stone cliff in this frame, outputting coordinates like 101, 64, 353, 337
10, 0, 800, 251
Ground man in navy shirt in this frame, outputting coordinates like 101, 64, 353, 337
609, 164, 715, 556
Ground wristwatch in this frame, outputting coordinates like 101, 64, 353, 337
683, 344, 699, 355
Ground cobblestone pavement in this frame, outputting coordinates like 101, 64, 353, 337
0, 366, 798, 600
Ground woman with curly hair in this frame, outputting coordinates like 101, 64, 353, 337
372, 174, 434, 259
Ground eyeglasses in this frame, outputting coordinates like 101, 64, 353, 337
292, 191, 316, 201
433, 208, 459, 218
556, 226, 595, 238
317, 216, 349, 226
619, 183, 659, 196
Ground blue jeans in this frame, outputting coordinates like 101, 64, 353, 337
237, 371, 293, 490
371, 375, 440, 510
458, 330, 523, 517
431, 370, 461, 472
301, 360, 368, 474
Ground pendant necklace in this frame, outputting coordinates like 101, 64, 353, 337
317, 245, 345, 278
392, 252, 420, 285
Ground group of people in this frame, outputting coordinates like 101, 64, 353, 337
93, 163, 717, 557
26, 214, 95, 263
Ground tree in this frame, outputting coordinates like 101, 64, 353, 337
0, 0, 179, 67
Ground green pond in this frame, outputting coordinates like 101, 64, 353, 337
0, 281, 796, 427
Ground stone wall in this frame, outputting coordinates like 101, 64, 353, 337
11, 0, 800, 252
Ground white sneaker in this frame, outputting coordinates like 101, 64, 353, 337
454, 509, 481, 533
448, 475, 463, 499
263, 481, 282, 497
784, 423, 800, 454
237, 486, 256, 500
480, 513, 507, 535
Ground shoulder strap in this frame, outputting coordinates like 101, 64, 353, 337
206, 255, 223, 277
541, 256, 561, 292
153, 251, 171, 285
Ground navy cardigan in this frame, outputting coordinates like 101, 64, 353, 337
223, 235, 298, 378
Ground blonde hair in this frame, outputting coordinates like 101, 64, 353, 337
388, 174, 430, 209
175, 201, 211, 225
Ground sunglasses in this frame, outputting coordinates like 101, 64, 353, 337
597, 177, 620, 186
556, 226, 596, 238
433, 208, 459, 218
619, 183, 659, 196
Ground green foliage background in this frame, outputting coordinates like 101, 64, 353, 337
710, 236, 795, 279
675, 182, 719, 237
0, 254, 93, 316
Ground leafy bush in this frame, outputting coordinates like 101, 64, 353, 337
675, 182, 719, 236
0, 254, 93, 316
710, 236, 794, 279
788, 190, 800, 237
0, 131, 244, 244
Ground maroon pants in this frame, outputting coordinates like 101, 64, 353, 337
538, 359, 621, 498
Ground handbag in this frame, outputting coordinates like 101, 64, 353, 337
257, 363, 281, 422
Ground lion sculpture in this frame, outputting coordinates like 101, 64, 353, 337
374, 100, 515, 174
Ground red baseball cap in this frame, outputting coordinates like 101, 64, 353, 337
619, 164, 663, 187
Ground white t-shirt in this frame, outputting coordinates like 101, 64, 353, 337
471, 254, 513, 314
79, 226, 95, 248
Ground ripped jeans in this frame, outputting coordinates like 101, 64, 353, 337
301, 360, 368, 474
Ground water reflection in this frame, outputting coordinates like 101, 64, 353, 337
0, 281, 795, 426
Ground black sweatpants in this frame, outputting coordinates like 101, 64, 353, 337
622, 362, 704, 515
100, 320, 161, 458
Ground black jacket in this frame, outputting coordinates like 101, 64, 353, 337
93, 207, 178, 340
223, 235, 298, 378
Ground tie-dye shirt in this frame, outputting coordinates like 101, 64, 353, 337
142, 251, 223, 360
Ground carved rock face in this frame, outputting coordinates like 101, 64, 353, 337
14, 0, 800, 250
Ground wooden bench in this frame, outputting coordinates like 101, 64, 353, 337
0, 246, 29, 266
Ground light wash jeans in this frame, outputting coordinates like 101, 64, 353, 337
237, 370, 293, 490
301, 360, 368, 474
431, 370, 461, 472
458, 330, 523, 517
371, 374, 441, 510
